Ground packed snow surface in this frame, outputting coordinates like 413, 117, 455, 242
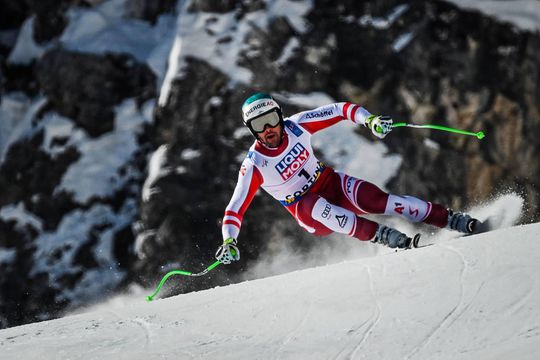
1, 217, 539, 359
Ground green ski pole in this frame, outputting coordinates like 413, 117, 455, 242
392, 122, 485, 139
146, 260, 222, 301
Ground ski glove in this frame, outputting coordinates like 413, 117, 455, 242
366, 115, 393, 139
215, 237, 240, 264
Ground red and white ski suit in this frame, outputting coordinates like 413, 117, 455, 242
222, 102, 448, 242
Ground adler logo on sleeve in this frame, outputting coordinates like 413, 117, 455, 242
275, 143, 310, 180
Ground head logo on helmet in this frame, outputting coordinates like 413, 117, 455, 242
241, 92, 283, 139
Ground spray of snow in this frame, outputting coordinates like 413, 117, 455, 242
242, 232, 380, 282
245, 193, 524, 282
379, 192, 525, 250
439, 192, 524, 241
470, 192, 525, 227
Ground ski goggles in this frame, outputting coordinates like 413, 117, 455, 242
247, 110, 282, 133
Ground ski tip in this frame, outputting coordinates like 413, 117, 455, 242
476, 131, 485, 140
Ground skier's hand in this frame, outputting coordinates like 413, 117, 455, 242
366, 115, 393, 139
215, 238, 240, 264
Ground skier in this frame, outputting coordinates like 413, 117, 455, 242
215, 93, 479, 264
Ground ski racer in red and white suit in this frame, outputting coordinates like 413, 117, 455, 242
215, 93, 478, 264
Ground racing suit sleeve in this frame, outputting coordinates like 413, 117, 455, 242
291, 102, 372, 134
222, 157, 264, 241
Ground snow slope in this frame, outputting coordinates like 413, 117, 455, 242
1, 222, 540, 359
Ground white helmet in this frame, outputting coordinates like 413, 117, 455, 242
241, 93, 283, 138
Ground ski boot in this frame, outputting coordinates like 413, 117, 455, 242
373, 225, 418, 249
446, 210, 478, 234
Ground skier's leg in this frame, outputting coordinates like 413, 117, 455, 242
294, 193, 378, 241
343, 174, 478, 233
295, 193, 415, 248
340, 173, 449, 227
382, 192, 449, 227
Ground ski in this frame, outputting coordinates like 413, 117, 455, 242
414, 218, 494, 249
471, 217, 495, 234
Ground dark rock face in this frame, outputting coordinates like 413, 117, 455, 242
0, 133, 80, 228
0, 0, 77, 43
2, 63, 39, 96
187, 0, 238, 14
126, 0, 177, 23
36, 49, 156, 137
0, 1, 29, 31
238, 15, 298, 88
26, 0, 72, 44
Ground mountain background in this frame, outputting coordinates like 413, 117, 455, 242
1, 0, 540, 329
